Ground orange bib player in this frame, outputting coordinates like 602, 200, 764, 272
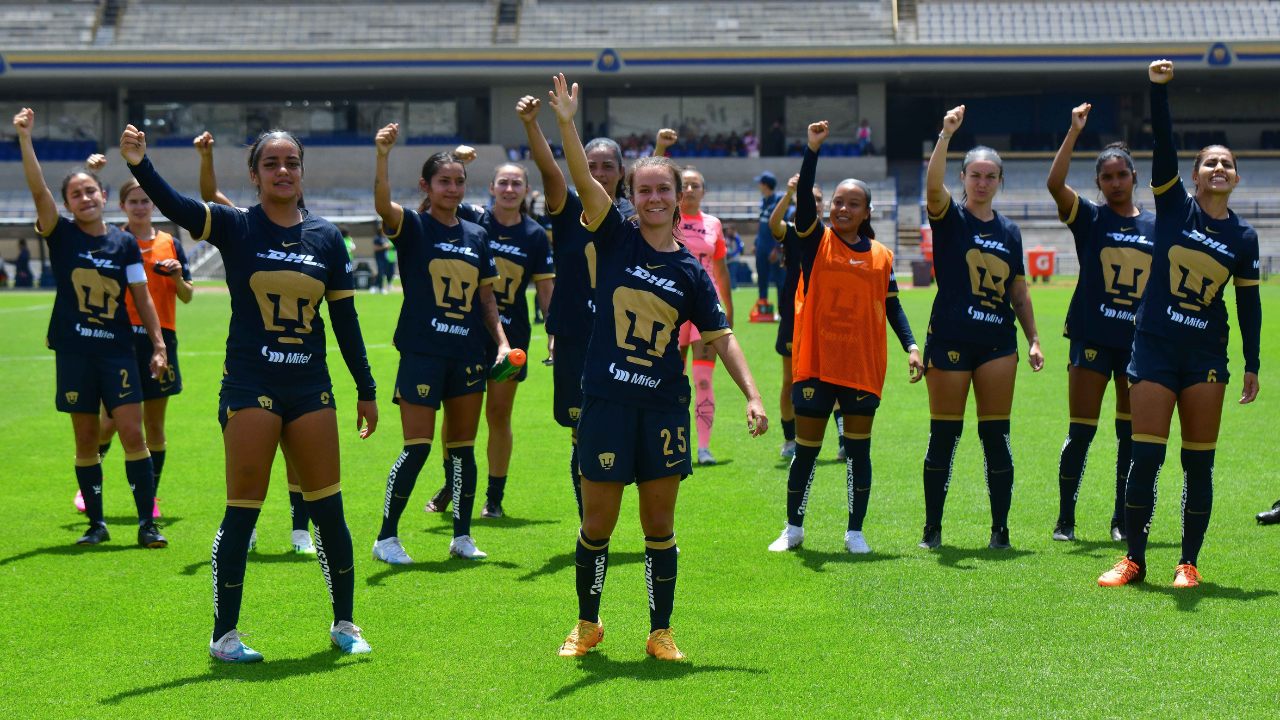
768, 120, 923, 556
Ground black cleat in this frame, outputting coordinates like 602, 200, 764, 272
480, 502, 504, 519
424, 487, 451, 513
989, 526, 1011, 550
1110, 519, 1128, 541
1052, 521, 1075, 542
1257, 500, 1280, 525
138, 522, 167, 548
77, 522, 110, 546
918, 524, 941, 549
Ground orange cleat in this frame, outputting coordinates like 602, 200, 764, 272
645, 628, 686, 661
1098, 556, 1146, 587
1173, 564, 1202, 588
557, 618, 604, 657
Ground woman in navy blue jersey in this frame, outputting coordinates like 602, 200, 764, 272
370, 124, 510, 564
515, 94, 635, 520
548, 75, 767, 661
1046, 106, 1155, 544
121, 124, 378, 662
1098, 60, 1261, 589
921, 106, 1044, 551
16, 108, 169, 550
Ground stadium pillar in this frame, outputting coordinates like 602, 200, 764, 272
491, 84, 554, 150
858, 83, 886, 155
116, 86, 128, 139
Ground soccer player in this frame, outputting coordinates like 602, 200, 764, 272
514, 93, 636, 519
548, 75, 767, 661
1046, 106, 1155, 543
1098, 60, 1261, 588
768, 173, 815, 459
121, 125, 377, 660
370, 123, 510, 564
15, 109, 169, 549
767, 121, 922, 555
83, 154, 193, 522
921, 106, 1044, 551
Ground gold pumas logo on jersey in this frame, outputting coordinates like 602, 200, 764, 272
598, 452, 616, 470
1085, 349, 1098, 362
417, 384, 431, 398
947, 350, 961, 364
258, 396, 273, 410
569, 407, 581, 421
802, 387, 815, 400
65, 391, 79, 404
320, 391, 330, 405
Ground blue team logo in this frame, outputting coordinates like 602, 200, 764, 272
597, 49, 622, 73
1206, 43, 1232, 67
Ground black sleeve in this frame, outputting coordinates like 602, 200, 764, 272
1236, 285, 1261, 374
172, 237, 192, 281
794, 147, 819, 236
326, 296, 376, 401
886, 295, 917, 351
1150, 82, 1179, 191
128, 155, 214, 240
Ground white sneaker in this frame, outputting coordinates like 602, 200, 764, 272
768, 523, 804, 552
292, 529, 316, 554
780, 440, 796, 458
844, 530, 871, 554
697, 447, 716, 466
368, 286, 378, 294
330, 620, 372, 654
248, 528, 258, 552
449, 535, 487, 560
372, 537, 414, 565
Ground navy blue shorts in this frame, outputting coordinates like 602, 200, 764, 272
55, 352, 142, 415
1127, 330, 1229, 393
133, 326, 182, 401
394, 351, 486, 409
776, 310, 794, 357
486, 337, 529, 383
577, 394, 691, 484
791, 378, 880, 418
1068, 337, 1131, 380
219, 375, 335, 431
924, 335, 1018, 373
553, 335, 589, 428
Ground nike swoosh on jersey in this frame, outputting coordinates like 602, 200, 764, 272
856, 393, 871, 401
1206, 228, 1221, 234
849, 260, 865, 265
118, 392, 129, 398
978, 233, 993, 238
467, 378, 483, 386
282, 241, 302, 247
646, 263, 665, 270
499, 236, 514, 241
1120, 227, 1136, 232
666, 459, 683, 467
141, 247, 153, 253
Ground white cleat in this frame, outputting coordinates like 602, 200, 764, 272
780, 440, 796, 458
292, 529, 317, 554
768, 523, 804, 552
844, 530, 871, 554
372, 537, 414, 565
248, 528, 258, 553
330, 620, 372, 654
697, 447, 716, 466
449, 535, 487, 560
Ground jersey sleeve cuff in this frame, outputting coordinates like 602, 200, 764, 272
700, 328, 733, 345
1234, 277, 1261, 287
927, 202, 949, 222
546, 195, 567, 216
480, 275, 501, 287
126, 263, 148, 285
1151, 174, 1181, 196
796, 219, 820, 239
531, 272, 556, 281
1061, 195, 1080, 225
384, 214, 404, 240
326, 289, 356, 301
581, 210, 608, 233
34, 218, 57, 238
190, 203, 212, 242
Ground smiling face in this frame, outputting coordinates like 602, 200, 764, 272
586, 146, 623, 201
630, 165, 681, 231
251, 138, 303, 204
491, 165, 528, 213
1095, 157, 1136, 206
1193, 146, 1239, 197
63, 173, 104, 225
680, 169, 705, 214
120, 186, 154, 226
828, 182, 869, 237
421, 161, 467, 213
961, 159, 1002, 204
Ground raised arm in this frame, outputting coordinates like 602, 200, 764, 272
120, 125, 215, 237
927, 106, 965, 218
549, 74, 610, 224
1149, 60, 1178, 191
517, 96, 567, 213
1047, 104, 1089, 218
13, 109, 60, 234
653, 128, 677, 157
794, 121, 826, 236
373, 123, 405, 234
193, 132, 233, 207
1009, 279, 1044, 372
770, 174, 798, 238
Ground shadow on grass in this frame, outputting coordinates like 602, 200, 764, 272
1134, 581, 1278, 612
518, 551, 645, 582
366, 558, 521, 587
1064, 539, 1180, 558
550, 651, 765, 701
928, 545, 1034, 570
59, 515, 185, 533
100, 648, 362, 704
693, 458, 735, 468
0, 543, 154, 567
792, 548, 900, 572
180, 550, 319, 576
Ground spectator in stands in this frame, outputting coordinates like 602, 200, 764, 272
856, 119, 874, 156
754, 171, 783, 309
712, 135, 727, 156
768, 120, 786, 157
13, 238, 33, 287
787, 140, 805, 156
744, 130, 760, 158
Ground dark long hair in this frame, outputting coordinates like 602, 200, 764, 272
247, 129, 304, 203
418, 151, 466, 213
835, 178, 875, 240
584, 137, 626, 199
625, 155, 684, 235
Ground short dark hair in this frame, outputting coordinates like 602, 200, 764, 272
417, 151, 467, 212
60, 170, 102, 203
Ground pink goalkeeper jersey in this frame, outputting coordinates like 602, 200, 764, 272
678, 211, 726, 291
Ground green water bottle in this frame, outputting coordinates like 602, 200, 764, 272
490, 348, 527, 382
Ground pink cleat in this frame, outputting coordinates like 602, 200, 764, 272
74, 490, 86, 513
152, 497, 162, 519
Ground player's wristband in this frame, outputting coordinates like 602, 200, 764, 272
938, 132, 952, 140
907, 344, 920, 354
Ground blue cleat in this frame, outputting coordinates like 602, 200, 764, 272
331, 621, 371, 654
209, 630, 264, 663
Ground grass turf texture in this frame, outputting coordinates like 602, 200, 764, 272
2, 282, 1279, 718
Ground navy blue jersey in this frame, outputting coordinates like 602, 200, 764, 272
927, 198, 1027, 346
195, 204, 355, 384
387, 209, 500, 360
1063, 197, 1156, 348
545, 189, 635, 340
1135, 176, 1261, 350
38, 217, 144, 357
456, 204, 554, 345
582, 205, 731, 411
775, 217, 804, 321
755, 192, 782, 255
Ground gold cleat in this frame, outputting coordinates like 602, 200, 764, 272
645, 628, 686, 661
557, 618, 604, 657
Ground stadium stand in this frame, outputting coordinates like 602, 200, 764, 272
0, 0, 98, 47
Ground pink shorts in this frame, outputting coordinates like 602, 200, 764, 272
679, 321, 700, 347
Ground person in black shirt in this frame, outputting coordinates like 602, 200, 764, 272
548, 74, 767, 661
370, 124, 509, 564
15, 108, 169, 550
13, 238, 33, 287
516, 93, 636, 520
768, 173, 807, 458
1098, 61, 1262, 589
921, 106, 1044, 551
122, 125, 378, 661
1046, 106, 1156, 544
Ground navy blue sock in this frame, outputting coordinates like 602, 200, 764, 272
97, 441, 111, 460
571, 441, 582, 521
124, 452, 156, 525
923, 419, 963, 527
487, 475, 508, 506
786, 442, 821, 527
150, 448, 167, 496
1125, 437, 1167, 567
1114, 417, 1133, 524
781, 417, 796, 442
75, 460, 104, 525
449, 444, 478, 538
307, 490, 355, 625
575, 530, 609, 623
378, 442, 430, 541
212, 504, 260, 641
1057, 420, 1098, 526
289, 488, 310, 532
979, 419, 1014, 531
845, 436, 872, 532
645, 533, 678, 632
1180, 446, 1215, 566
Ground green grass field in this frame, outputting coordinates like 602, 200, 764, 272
3, 281, 1280, 718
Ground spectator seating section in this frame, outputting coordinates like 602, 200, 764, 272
0, 0, 97, 47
